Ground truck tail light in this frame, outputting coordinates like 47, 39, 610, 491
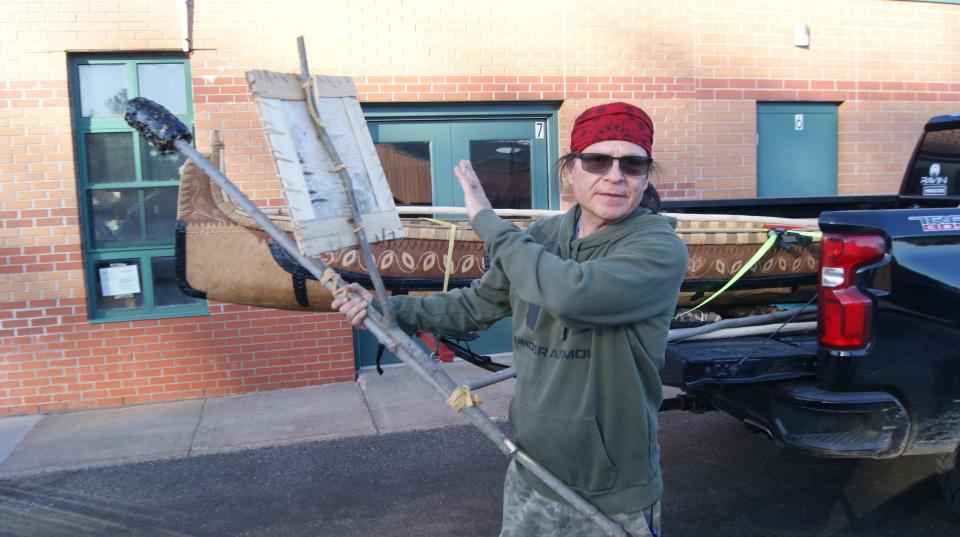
817, 233, 886, 350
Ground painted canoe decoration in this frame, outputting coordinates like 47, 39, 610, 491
175, 145, 821, 313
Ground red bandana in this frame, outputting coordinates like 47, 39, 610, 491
570, 102, 654, 156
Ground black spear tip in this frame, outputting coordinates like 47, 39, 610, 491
124, 97, 193, 153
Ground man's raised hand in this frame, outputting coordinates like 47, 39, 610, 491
453, 160, 492, 221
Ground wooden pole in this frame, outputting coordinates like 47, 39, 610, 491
667, 305, 817, 341
124, 87, 629, 537
171, 138, 628, 537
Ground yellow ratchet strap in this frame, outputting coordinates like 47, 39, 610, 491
677, 229, 820, 317
421, 218, 457, 293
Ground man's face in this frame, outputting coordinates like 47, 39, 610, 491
569, 140, 649, 235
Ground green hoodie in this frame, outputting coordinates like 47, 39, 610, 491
390, 205, 688, 514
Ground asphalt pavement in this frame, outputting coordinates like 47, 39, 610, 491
0, 360, 517, 479
3, 359, 959, 537
2, 404, 958, 536
0, 425, 511, 537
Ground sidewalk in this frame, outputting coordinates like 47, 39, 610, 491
0, 359, 516, 479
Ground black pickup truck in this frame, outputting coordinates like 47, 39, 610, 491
661, 113, 960, 510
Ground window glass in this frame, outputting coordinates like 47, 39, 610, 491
78, 64, 128, 117
375, 142, 433, 205
94, 259, 144, 311
141, 137, 186, 181
137, 63, 187, 115
907, 129, 960, 197
144, 187, 179, 241
152, 256, 199, 306
86, 133, 136, 184
469, 140, 531, 209
88, 190, 142, 247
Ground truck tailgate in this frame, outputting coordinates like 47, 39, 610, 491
662, 336, 816, 388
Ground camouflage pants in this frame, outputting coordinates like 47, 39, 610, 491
499, 461, 661, 537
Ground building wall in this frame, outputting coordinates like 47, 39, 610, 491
2, 0, 959, 415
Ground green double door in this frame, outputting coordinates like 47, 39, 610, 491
368, 119, 551, 209
355, 117, 553, 369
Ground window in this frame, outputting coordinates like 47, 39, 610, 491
69, 55, 205, 321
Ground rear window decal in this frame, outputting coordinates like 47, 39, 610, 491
920, 163, 949, 196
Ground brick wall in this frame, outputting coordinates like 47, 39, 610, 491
2, 0, 959, 415
0, 1, 356, 416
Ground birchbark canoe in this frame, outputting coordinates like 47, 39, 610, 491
175, 156, 821, 313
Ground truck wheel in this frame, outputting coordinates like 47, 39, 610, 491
936, 446, 960, 513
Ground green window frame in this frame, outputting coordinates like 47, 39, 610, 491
69, 55, 206, 322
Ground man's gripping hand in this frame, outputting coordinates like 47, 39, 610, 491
331, 283, 374, 329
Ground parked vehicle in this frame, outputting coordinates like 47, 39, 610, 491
660, 112, 960, 510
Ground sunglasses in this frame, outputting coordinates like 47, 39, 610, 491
576, 153, 652, 176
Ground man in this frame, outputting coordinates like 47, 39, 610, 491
336, 102, 687, 536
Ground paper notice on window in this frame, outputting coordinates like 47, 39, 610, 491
99, 264, 141, 297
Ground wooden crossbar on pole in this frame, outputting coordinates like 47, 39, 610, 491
296, 36, 396, 328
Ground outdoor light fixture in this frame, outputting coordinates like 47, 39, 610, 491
794, 23, 810, 48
